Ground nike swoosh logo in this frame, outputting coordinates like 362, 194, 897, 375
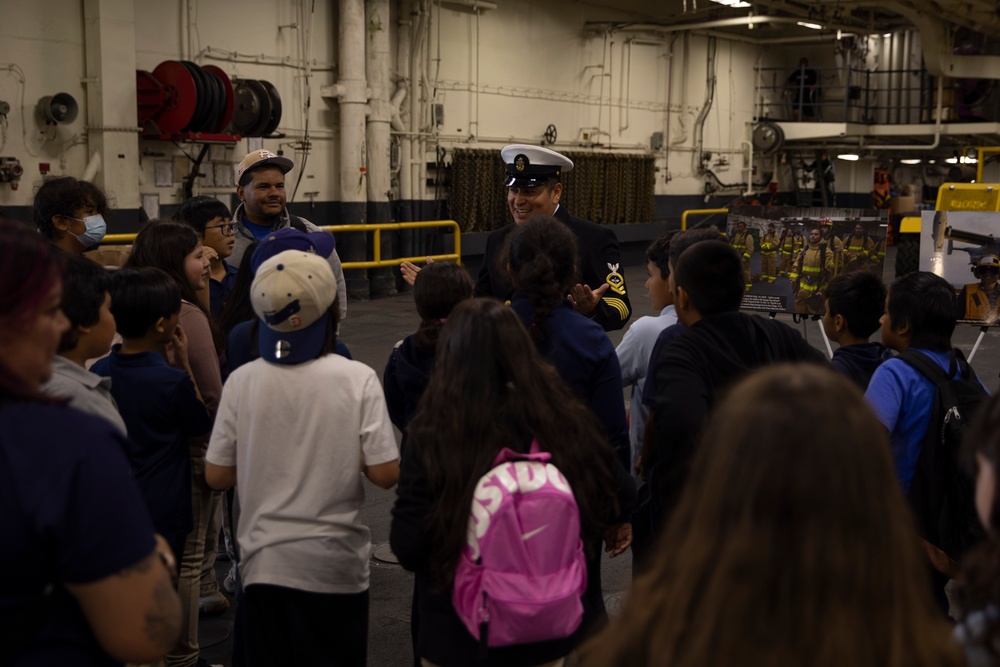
521, 525, 548, 541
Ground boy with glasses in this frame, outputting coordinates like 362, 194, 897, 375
173, 196, 237, 317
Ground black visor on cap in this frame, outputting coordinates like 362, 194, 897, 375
504, 152, 561, 188
505, 173, 559, 188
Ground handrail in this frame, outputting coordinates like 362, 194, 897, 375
321, 220, 461, 269
102, 219, 462, 270
681, 208, 728, 230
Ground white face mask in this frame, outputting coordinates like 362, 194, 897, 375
69, 214, 107, 247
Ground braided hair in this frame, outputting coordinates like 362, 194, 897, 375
505, 215, 578, 342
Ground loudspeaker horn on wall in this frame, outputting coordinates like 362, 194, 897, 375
36, 93, 79, 125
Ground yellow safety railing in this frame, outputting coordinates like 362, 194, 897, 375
681, 208, 728, 230
320, 220, 461, 270
103, 219, 462, 270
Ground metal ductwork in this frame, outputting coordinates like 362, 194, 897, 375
888, 2, 1000, 79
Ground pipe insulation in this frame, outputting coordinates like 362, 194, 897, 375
338, 0, 368, 209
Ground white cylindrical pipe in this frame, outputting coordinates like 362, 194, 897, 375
82, 150, 102, 182
339, 0, 367, 211
409, 1, 425, 208
366, 0, 392, 208
397, 0, 412, 202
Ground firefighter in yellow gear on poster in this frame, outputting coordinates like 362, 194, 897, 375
792, 227, 835, 315
730, 220, 755, 290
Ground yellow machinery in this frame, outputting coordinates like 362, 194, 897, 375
895, 178, 1000, 275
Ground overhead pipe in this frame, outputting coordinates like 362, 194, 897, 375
700, 29, 842, 45
440, 0, 496, 9
585, 16, 879, 36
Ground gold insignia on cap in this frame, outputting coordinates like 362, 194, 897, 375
514, 155, 527, 172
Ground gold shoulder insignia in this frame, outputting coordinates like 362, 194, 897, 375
605, 262, 626, 296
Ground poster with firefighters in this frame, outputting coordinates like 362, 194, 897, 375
918, 210, 1000, 325
728, 206, 889, 316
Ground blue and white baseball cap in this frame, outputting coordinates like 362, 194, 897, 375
251, 250, 336, 365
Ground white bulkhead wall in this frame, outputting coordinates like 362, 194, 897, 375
0, 0, 837, 215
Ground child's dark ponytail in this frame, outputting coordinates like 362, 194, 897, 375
506, 216, 578, 342
413, 262, 474, 353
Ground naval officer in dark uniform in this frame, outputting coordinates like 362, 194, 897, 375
402, 144, 631, 331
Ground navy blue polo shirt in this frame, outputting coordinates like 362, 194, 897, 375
91, 348, 212, 551
0, 401, 156, 666
209, 262, 239, 317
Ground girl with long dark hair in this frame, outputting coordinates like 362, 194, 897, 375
578, 364, 963, 667
390, 298, 635, 667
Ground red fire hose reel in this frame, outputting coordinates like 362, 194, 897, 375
137, 61, 282, 141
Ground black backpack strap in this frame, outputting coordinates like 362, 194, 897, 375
952, 348, 981, 385
898, 349, 952, 387
286, 214, 308, 232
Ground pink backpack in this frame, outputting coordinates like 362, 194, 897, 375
452, 439, 587, 650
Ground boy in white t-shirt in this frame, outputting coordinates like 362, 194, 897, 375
205, 249, 399, 666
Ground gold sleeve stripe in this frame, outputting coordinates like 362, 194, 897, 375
603, 297, 630, 319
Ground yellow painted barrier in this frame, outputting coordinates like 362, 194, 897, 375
899, 216, 921, 234
102, 220, 462, 270
681, 208, 728, 230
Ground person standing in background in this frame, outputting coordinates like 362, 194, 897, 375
228, 150, 347, 321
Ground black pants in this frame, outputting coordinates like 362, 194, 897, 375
238, 583, 369, 666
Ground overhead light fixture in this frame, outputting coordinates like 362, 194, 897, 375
900, 158, 921, 165
798, 21, 824, 29
946, 157, 958, 164
883, 32, 891, 38
710, 0, 752, 6
961, 156, 979, 164
837, 153, 860, 161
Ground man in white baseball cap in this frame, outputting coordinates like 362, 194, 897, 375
227, 149, 347, 320
401, 144, 631, 331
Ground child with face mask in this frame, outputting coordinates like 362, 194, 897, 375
32, 176, 111, 254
